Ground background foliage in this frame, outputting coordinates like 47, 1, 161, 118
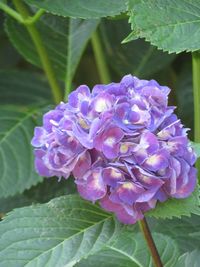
0, 0, 200, 266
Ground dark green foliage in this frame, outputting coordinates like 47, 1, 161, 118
0, 1, 199, 266
25, 0, 128, 19
127, 0, 200, 53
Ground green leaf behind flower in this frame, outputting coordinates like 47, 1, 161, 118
175, 61, 194, 137
0, 70, 52, 106
147, 186, 200, 219
127, 0, 200, 53
5, 15, 99, 86
0, 70, 54, 199
191, 142, 200, 158
0, 106, 43, 198
25, 0, 128, 19
0, 177, 76, 214
100, 19, 176, 78
0, 194, 180, 267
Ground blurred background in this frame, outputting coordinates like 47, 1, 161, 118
0, 11, 194, 135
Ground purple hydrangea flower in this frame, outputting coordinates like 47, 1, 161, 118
31, 75, 197, 224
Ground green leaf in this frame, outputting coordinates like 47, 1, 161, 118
0, 39, 20, 69
100, 19, 176, 78
25, 0, 127, 19
75, 232, 179, 267
151, 214, 200, 253
0, 106, 43, 198
175, 61, 194, 135
0, 195, 31, 216
0, 195, 122, 267
127, 0, 200, 53
65, 18, 99, 89
191, 142, 200, 158
0, 177, 76, 214
0, 194, 180, 267
5, 15, 99, 83
0, 70, 52, 106
175, 250, 200, 267
147, 186, 200, 219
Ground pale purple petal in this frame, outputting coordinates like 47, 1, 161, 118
73, 151, 91, 179
102, 167, 125, 187
77, 168, 107, 202
143, 149, 169, 172
31, 127, 47, 147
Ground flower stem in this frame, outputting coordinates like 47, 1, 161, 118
91, 30, 111, 84
24, 8, 45, 25
192, 52, 200, 181
13, 0, 62, 104
138, 217, 163, 267
0, 2, 45, 25
0, 2, 24, 23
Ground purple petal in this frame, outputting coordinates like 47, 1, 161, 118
143, 149, 169, 172
43, 110, 63, 132
116, 205, 143, 224
34, 149, 54, 177
173, 162, 197, 198
92, 92, 114, 113
72, 123, 93, 149
102, 126, 124, 159
120, 74, 135, 88
102, 167, 125, 187
100, 195, 143, 224
110, 182, 145, 205
77, 168, 107, 202
31, 127, 47, 147
136, 199, 157, 212
68, 85, 90, 108
73, 151, 91, 179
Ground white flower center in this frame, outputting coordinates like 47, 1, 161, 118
95, 98, 109, 112
104, 137, 115, 147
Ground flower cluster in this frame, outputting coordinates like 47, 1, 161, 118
31, 75, 197, 224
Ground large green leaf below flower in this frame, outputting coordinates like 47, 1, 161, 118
151, 214, 200, 253
175, 250, 200, 267
0, 195, 122, 267
0, 194, 180, 267
75, 232, 179, 267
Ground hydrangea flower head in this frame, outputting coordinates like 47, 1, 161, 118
31, 75, 197, 224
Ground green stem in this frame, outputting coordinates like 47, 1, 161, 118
64, 76, 72, 102
13, 0, 62, 104
0, 2, 24, 23
24, 8, 45, 25
91, 30, 111, 84
0, 2, 45, 25
192, 52, 200, 181
138, 217, 163, 267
